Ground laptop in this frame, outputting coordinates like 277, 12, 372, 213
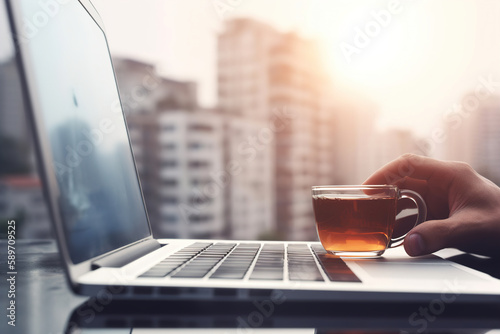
6, 0, 500, 304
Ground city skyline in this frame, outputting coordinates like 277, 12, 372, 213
2, 0, 499, 137
2, 5, 500, 240
89, 0, 500, 138
109, 18, 422, 241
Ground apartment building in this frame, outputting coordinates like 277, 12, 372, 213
218, 19, 336, 240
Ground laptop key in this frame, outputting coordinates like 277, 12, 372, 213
249, 243, 284, 280
311, 244, 362, 283
171, 243, 237, 279
139, 242, 214, 278
210, 271, 246, 279
209, 243, 260, 280
139, 267, 177, 277
250, 270, 284, 280
287, 244, 324, 282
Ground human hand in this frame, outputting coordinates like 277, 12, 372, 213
364, 154, 500, 258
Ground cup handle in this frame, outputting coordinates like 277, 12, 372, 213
388, 189, 427, 248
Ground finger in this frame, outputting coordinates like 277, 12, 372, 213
404, 218, 457, 256
406, 212, 500, 257
363, 154, 454, 187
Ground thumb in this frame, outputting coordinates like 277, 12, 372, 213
404, 218, 459, 256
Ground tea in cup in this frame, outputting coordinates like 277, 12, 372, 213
312, 185, 427, 257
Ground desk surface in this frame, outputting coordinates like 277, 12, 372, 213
1, 240, 499, 334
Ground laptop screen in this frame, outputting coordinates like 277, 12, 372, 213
16, 0, 151, 263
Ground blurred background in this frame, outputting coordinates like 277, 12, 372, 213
1, 0, 500, 241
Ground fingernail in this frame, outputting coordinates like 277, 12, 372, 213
406, 233, 425, 256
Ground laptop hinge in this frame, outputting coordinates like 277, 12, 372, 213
91, 239, 162, 270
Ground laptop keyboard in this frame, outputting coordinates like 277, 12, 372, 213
249, 244, 285, 280
211, 243, 260, 279
139, 242, 361, 283
287, 244, 323, 281
311, 244, 362, 282
139, 242, 212, 278
171, 243, 236, 279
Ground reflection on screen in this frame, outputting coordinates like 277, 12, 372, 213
18, 0, 151, 263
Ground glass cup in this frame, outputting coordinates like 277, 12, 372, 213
312, 185, 427, 257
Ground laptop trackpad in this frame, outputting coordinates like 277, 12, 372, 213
355, 260, 483, 281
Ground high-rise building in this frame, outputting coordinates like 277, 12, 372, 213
443, 94, 500, 184
156, 111, 224, 239
472, 96, 500, 183
218, 19, 279, 240
114, 58, 225, 238
125, 111, 163, 231
269, 33, 335, 241
328, 95, 379, 185
113, 58, 198, 116
217, 18, 336, 240
222, 115, 276, 240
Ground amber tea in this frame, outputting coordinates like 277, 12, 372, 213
313, 196, 396, 253
312, 186, 427, 257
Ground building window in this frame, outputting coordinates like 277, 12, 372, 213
189, 196, 213, 205
191, 178, 211, 186
162, 196, 178, 204
162, 179, 178, 186
188, 124, 213, 132
188, 160, 210, 169
188, 142, 203, 150
163, 143, 177, 150
142, 131, 154, 141
162, 124, 176, 132
162, 160, 178, 168
190, 214, 213, 224
163, 214, 178, 223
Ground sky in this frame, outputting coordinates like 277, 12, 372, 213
4, 0, 500, 136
